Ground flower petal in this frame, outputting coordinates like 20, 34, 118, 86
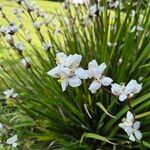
89, 80, 101, 93
111, 83, 124, 96
61, 78, 69, 91
6, 135, 17, 145
119, 94, 127, 101
98, 63, 107, 74
101, 77, 113, 86
65, 54, 82, 68
88, 60, 99, 70
69, 76, 81, 87
134, 130, 142, 140
12, 142, 17, 148
133, 121, 140, 130
56, 52, 67, 65
125, 126, 133, 136
47, 66, 61, 78
126, 111, 134, 124
129, 134, 136, 141
75, 67, 88, 79
125, 80, 142, 94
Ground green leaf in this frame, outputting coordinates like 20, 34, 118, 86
136, 111, 150, 119
96, 102, 116, 119
80, 133, 117, 145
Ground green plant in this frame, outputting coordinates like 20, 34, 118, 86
0, 0, 150, 149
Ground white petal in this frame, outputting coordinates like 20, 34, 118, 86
61, 78, 69, 91
89, 80, 101, 93
6, 135, 17, 145
47, 66, 61, 78
111, 83, 124, 96
125, 80, 142, 94
47, 66, 71, 78
134, 83, 142, 94
12, 142, 17, 148
133, 121, 140, 130
69, 76, 81, 87
126, 111, 134, 124
134, 130, 142, 140
125, 126, 133, 136
129, 134, 136, 141
88, 60, 99, 70
65, 54, 82, 68
98, 63, 107, 74
119, 123, 126, 129
119, 94, 127, 101
12, 93, 18, 98
88, 68, 102, 79
101, 77, 113, 86
75, 68, 88, 79
56, 52, 67, 65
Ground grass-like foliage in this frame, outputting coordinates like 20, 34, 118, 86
0, 0, 150, 149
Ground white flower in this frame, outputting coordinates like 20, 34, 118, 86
47, 52, 88, 91
119, 111, 142, 142
88, 60, 113, 93
119, 111, 134, 129
131, 25, 143, 33
89, 5, 98, 17
107, 42, 117, 47
21, 57, 30, 68
33, 22, 42, 29
111, 80, 142, 101
118, 58, 123, 64
3, 89, 18, 99
6, 135, 18, 148
42, 42, 53, 51
14, 42, 25, 51
131, 10, 136, 17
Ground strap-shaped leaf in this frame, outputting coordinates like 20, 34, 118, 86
80, 133, 117, 145
96, 102, 116, 119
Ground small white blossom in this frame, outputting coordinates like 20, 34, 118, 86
131, 25, 143, 33
131, 10, 136, 17
33, 22, 42, 30
14, 42, 25, 51
47, 52, 88, 91
88, 60, 113, 93
119, 111, 142, 141
21, 57, 30, 68
3, 89, 18, 99
111, 80, 142, 101
6, 135, 18, 148
22, 1, 35, 12
89, 5, 98, 17
107, 42, 117, 47
118, 58, 123, 64
42, 42, 53, 51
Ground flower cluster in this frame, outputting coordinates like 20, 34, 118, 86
48, 52, 142, 97
119, 111, 142, 141
48, 52, 143, 142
